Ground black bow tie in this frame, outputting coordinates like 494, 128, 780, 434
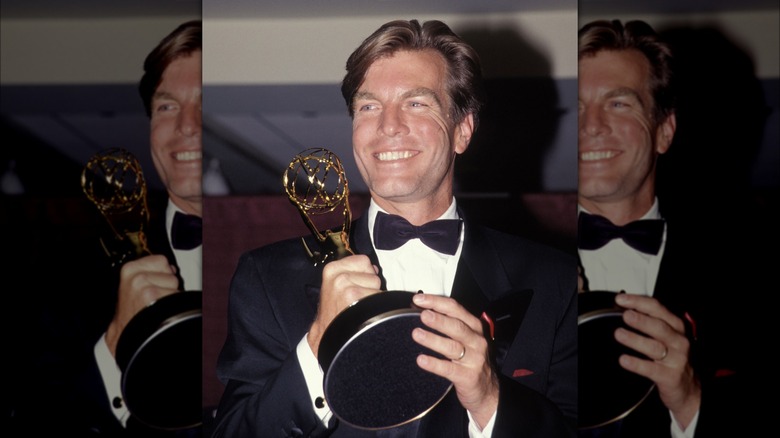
171, 211, 202, 250
373, 211, 462, 256
578, 212, 664, 255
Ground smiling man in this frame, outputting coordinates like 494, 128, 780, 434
577, 20, 741, 438
214, 19, 577, 437
95, 20, 203, 436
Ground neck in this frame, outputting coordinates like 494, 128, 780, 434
579, 194, 655, 226
170, 197, 202, 217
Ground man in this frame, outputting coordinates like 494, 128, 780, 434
213, 19, 576, 437
95, 19, 203, 434
12, 20, 202, 437
577, 19, 744, 437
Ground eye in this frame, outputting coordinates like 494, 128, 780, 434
357, 103, 376, 112
154, 102, 177, 113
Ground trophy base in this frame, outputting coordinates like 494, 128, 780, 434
116, 291, 202, 430
319, 291, 452, 430
578, 291, 655, 430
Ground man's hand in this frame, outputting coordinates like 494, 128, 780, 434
105, 254, 180, 356
307, 254, 382, 358
410, 293, 499, 430
614, 293, 701, 429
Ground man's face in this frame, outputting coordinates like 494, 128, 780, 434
578, 49, 674, 216
150, 50, 202, 216
351, 49, 473, 216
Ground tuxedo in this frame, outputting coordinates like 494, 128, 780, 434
579, 214, 747, 438
11, 195, 202, 437
213, 212, 577, 437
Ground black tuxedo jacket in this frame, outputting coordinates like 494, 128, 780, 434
580, 217, 746, 438
213, 214, 577, 437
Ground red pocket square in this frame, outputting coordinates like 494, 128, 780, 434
513, 369, 534, 377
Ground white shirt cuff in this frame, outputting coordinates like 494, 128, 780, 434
296, 334, 332, 425
670, 408, 700, 438
94, 333, 129, 426
467, 409, 497, 438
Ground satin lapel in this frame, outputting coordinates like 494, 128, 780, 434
451, 259, 488, 317
653, 221, 687, 316
351, 214, 387, 290
301, 235, 326, 313
454, 223, 514, 309
145, 203, 185, 290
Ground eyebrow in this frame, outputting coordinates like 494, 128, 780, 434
604, 87, 647, 109
152, 91, 175, 102
402, 87, 442, 107
353, 87, 443, 107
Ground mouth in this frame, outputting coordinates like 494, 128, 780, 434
580, 150, 618, 162
174, 150, 202, 162
375, 150, 418, 162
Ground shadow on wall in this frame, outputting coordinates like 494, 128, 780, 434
455, 25, 564, 195
656, 25, 774, 219
454, 25, 573, 251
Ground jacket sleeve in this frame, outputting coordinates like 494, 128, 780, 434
211, 249, 329, 438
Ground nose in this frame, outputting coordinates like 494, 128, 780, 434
177, 101, 202, 138
378, 104, 409, 137
579, 104, 609, 138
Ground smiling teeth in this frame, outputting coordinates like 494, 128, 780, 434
175, 151, 202, 161
377, 151, 414, 161
581, 151, 616, 161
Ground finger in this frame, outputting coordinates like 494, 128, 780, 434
621, 308, 686, 354
614, 325, 668, 363
322, 254, 376, 278
412, 293, 482, 334
615, 293, 685, 333
415, 349, 465, 382
412, 320, 466, 362
121, 254, 176, 276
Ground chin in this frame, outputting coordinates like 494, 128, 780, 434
578, 180, 620, 203
369, 180, 419, 202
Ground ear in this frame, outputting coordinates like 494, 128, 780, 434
454, 113, 475, 155
655, 112, 676, 155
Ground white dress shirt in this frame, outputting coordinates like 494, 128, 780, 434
296, 198, 497, 436
95, 199, 202, 425
578, 199, 666, 296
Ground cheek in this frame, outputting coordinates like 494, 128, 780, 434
149, 122, 166, 153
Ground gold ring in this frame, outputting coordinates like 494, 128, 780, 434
455, 346, 466, 361
657, 346, 668, 361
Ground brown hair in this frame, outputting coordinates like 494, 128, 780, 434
139, 20, 202, 117
579, 19, 675, 123
341, 19, 485, 129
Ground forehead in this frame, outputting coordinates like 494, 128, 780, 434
155, 51, 202, 94
362, 49, 448, 92
579, 49, 652, 99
